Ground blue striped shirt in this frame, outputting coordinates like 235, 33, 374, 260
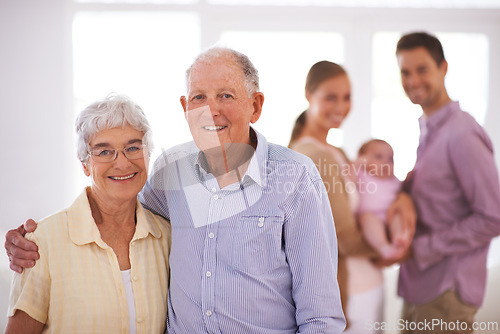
139, 129, 345, 333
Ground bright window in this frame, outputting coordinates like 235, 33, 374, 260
73, 11, 200, 192
218, 31, 345, 147
371, 31, 489, 180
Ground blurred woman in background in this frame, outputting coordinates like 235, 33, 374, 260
289, 61, 414, 332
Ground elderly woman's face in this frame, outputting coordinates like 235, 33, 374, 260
307, 74, 351, 130
83, 124, 149, 204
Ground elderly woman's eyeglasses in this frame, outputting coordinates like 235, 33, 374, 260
88, 144, 146, 163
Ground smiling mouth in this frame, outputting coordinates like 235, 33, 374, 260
109, 173, 137, 181
409, 87, 426, 96
203, 125, 227, 131
328, 115, 343, 123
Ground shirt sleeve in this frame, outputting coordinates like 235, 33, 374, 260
412, 129, 500, 270
8, 233, 50, 324
283, 167, 346, 333
139, 155, 171, 220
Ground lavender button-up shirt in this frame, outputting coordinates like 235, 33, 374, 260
398, 101, 500, 307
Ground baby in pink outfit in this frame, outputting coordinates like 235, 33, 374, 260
355, 139, 408, 260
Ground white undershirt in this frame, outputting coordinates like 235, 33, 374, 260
121, 269, 137, 334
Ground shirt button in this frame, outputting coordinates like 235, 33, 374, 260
208, 232, 215, 238
133, 276, 139, 281
137, 317, 143, 323
211, 187, 217, 193
259, 217, 265, 222
206, 310, 212, 317
206, 271, 212, 277
213, 194, 219, 200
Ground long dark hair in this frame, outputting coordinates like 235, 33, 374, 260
288, 61, 346, 147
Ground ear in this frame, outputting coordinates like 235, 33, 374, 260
305, 90, 312, 103
439, 59, 448, 75
250, 92, 264, 124
143, 153, 150, 171
82, 161, 91, 177
180, 96, 188, 118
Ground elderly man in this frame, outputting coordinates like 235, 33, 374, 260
6, 47, 345, 333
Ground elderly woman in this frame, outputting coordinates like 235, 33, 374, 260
5, 94, 170, 334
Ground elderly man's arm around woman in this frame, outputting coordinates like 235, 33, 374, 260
5, 94, 171, 334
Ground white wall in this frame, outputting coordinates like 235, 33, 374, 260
0, 0, 74, 328
0, 0, 74, 253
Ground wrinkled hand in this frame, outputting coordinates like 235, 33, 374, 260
4, 219, 39, 273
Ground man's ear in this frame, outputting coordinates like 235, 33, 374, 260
180, 96, 188, 118
439, 59, 448, 75
250, 92, 264, 124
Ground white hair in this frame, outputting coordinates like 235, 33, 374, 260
185, 47, 260, 97
75, 94, 153, 162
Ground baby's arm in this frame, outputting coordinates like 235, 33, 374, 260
359, 212, 404, 260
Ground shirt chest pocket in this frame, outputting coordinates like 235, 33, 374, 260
231, 215, 285, 275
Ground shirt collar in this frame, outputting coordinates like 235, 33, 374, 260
193, 127, 268, 188
68, 187, 162, 248
247, 128, 267, 188
419, 101, 460, 134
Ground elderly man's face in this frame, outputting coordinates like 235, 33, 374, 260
181, 56, 263, 154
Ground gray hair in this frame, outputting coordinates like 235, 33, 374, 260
185, 47, 260, 97
75, 94, 153, 162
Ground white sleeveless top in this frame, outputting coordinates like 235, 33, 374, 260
121, 269, 137, 334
